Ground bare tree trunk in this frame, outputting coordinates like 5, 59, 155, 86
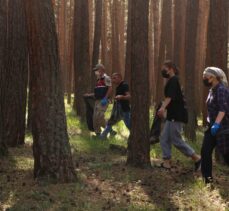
173, 0, 187, 85
91, 0, 102, 90
195, 0, 209, 117
66, 0, 74, 105
151, 0, 160, 103
127, 0, 151, 168
156, 0, 173, 103
124, 0, 131, 86
118, 0, 125, 76
184, 0, 199, 141
205, 0, 229, 162
148, 0, 154, 102
0, 0, 8, 156
73, 0, 91, 119
3, 0, 28, 147
25, 0, 76, 182
58, 0, 67, 92
111, 0, 120, 73
101, 0, 108, 68
88, 0, 94, 68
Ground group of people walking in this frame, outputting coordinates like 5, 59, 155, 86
85, 61, 229, 184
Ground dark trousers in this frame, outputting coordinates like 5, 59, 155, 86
201, 129, 229, 179
201, 129, 217, 179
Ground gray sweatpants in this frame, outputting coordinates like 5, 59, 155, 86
160, 120, 195, 160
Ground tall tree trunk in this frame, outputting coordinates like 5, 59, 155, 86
173, 0, 187, 85
88, 0, 94, 68
205, 0, 229, 162
66, 0, 74, 105
25, 0, 76, 182
204, 0, 229, 124
156, 0, 173, 103
127, 0, 151, 168
205, 0, 228, 71
148, 0, 153, 100
195, 0, 209, 117
0, 0, 8, 156
91, 0, 102, 90
3, 0, 28, 147
58, 0, 67, 92
118, 0, 125, 77
184, 0, 199, 141
111, 0, 120, 73
73, 0, 91, 119
124, 0, 131, 86
101, 0, 108, 68
151, 0, 160, 103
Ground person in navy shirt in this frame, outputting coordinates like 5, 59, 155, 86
201, 67, 229, 183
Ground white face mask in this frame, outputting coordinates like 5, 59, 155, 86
95, 71, 100, 77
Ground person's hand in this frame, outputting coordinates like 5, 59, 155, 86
84, 93, 93, 97
211, 123, 221, 136
115, 95, 123, 101
101, 97, 108, 106
157, 107, 165, 118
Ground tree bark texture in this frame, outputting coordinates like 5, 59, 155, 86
91, 0, 103, 90
127, 0, 151, 168
124, 0, 131, 86
73, 0, 91, 119
25, 0, 76, 182
173, 0, 187, 84
156, 0, 172, 103
3, 0, 28, 147
184, 0, 199, 141
0, 0, 8, 156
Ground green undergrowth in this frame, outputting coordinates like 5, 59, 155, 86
0, 102, 228, 210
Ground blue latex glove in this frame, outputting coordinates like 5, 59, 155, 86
101, 97, 108, 106
211, 123, 221, 136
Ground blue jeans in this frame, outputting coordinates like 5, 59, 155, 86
101, 111, 131, 138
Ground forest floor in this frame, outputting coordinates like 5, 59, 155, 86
0, 103, 229, 211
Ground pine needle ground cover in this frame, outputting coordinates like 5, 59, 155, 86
0, 103, 228, 211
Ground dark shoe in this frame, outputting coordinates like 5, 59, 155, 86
110, 130, 117, 137
194, 159, 201, 171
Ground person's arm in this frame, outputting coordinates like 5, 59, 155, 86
84, 93, 94, 97
215, 111, 225, 124
105, 86, 112, 98
115, 91, 131, 101
157, 97, 171, 118
211, 87, 227, 135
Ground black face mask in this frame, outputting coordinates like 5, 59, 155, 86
203, 79, 212, 87
161, 69, 170, 78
